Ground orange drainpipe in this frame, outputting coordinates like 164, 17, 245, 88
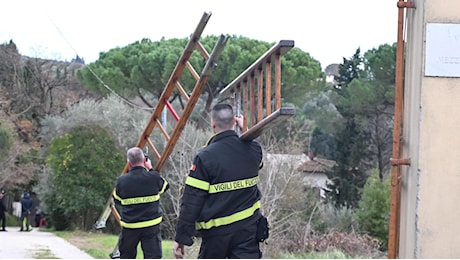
388, 1, 415, 258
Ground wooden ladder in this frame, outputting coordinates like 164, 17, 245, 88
95, 16, 296, 232
94, 12, 229, 229
219, 40, 296, 141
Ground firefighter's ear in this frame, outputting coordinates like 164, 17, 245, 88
211, 119, 216, 129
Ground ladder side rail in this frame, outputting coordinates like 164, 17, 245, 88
94, 195, 117, 229
220, 40, 294, 132
116, 30, 203, 196
132, 11, 212, 156
219, 40, 294, 96
110, 197, 122, 223
220, 40, 296, 142
155, 34, 229, 171
94, 12, 213, 229
239, 107, 296, 141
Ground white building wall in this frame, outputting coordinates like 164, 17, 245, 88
401, 0, 460, 258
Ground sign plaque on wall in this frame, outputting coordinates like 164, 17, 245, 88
425, 23, 460, 77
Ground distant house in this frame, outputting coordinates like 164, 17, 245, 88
266, 153, 307, 169
266, 152, 335, 199
324, 63, 339, 85
298, 151, 336, 198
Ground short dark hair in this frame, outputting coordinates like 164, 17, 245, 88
212, 104, 234, 129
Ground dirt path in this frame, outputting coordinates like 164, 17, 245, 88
0, 226, 93, 259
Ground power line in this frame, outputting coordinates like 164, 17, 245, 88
47, 15, 153, 111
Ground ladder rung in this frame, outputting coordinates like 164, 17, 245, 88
186, 61, 200, 81
239, 107, 296, 141
95, 11, 222, 232
154, 34, 229, 171
155, 118, 170, 141
219, 40, 294, 96
195, 40, 210, 60
176, 82, 190, 102
165, 99, 179, 121
138, 12, 213, 150
257, 69, 263, 122
146, 138, 161, 160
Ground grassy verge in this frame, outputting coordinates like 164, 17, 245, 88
47, 229, 365, 259
50, 229, 173, 259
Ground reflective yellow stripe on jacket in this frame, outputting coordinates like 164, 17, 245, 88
209, 176, 259, 193
186, 176, 260, 230
113, 192, 159, 205
113, 181, 168, 205
121, 216, 162, 228
117, 194, 160, 205
195, 201, 260, 230
159, 181, 168, 194
185, 176, 210, 191
185, 176, 259, 193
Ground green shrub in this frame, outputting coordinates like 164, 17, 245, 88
43, 124, 125, 231
355, 169, 390, 250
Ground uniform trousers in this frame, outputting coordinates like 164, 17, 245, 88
119, 225, 162, 259
20, 211, 32, 231
0, 212, 5, 230
198, 223, 261, 259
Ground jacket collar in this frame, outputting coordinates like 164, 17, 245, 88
204, 130, 237, 147
130, 165, 146, 172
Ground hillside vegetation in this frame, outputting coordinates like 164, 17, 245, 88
0, 37, 394, 258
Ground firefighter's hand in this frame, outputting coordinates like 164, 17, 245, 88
235, 115, 246, 131
173, 241, 185, 259
144, 157, 153, 171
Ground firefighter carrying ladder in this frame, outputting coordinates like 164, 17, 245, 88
219, 40, 296, 140
94, 11, 229, 231
94, 11, 296, 258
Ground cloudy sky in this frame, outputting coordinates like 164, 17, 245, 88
1, 0, 398, 68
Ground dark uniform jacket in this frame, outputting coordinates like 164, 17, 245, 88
175, 130, 263, 246
0, 197, 5, 215
21, 194, 34, 213
113, 166, 169, 229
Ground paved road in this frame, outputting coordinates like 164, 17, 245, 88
0, 226, 93, 259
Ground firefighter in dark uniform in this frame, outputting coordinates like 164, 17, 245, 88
173, 104, 264, 259
113, 147, 169, 259
20, 191, 34, 231
0, 189, 6, 231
